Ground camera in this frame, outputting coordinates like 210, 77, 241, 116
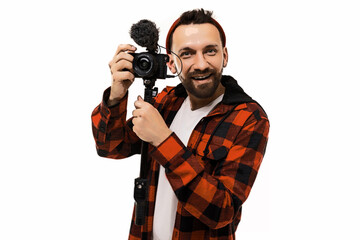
131, 52, 169, 79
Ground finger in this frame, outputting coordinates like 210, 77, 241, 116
112, 71, 135, 83
132, 117, 138, 127
134, 100, 142, 109
109, 52, 134, 69
114, 51, 134, 64
132, 109, 142, 118
111, 60, 133, 73
132, 117, 143, 131
134, 97, 146, 109
114, 44, 137, 57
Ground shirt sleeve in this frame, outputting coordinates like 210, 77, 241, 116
91, 87, 141, 159
150, 110, 270, 229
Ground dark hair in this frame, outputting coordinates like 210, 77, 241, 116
166, 9, 226, 53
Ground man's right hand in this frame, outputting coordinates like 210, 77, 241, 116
107, 44, 137, 106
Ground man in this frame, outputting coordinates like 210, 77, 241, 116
91, 9, 269, 240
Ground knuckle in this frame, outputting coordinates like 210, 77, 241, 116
117, 60, 128, 70
144, 104, 150, 110
125, 71, 134, 79
118, 52, 127, 59
126, 52, 134, 61
121, 60, 130, 69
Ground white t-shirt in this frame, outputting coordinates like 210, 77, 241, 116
152, 94, 223, 240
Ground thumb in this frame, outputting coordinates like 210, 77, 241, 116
134, 95, 145, 109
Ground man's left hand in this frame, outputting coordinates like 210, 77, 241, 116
132, 96, 173, 147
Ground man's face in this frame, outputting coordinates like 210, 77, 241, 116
169, 23, 228, 99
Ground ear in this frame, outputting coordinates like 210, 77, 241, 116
167, 54, 177, 74
222, 47, 228, 68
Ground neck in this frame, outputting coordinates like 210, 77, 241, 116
188, 84, 225, 110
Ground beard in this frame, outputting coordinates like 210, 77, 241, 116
179, 68, 223, 99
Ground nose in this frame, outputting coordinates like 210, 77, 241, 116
192, 52, 209, 71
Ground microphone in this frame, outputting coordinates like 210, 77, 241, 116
130, 19, 159, 53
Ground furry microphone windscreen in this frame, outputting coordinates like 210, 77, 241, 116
130, 19, 159, 53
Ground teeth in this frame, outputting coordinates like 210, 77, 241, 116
193, 74, 211, 80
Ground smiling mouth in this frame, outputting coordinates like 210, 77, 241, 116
191, 73, 212, 81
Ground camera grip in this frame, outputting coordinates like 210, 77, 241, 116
134, 177, 148, 225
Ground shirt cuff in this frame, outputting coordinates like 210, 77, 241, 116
151, 133, 205, 181
100, 87, 128, 120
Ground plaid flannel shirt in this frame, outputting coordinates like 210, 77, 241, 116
91, 75, 269, 239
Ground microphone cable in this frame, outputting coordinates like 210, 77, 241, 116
158, 44, 183, 79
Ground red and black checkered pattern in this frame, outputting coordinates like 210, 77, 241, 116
91, 75, 269, 239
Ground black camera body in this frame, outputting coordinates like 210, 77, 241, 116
131, 52, 169, 79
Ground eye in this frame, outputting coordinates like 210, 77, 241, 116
206, 49, 217, 56
180, 51, 192, 58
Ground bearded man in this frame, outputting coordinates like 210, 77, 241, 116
91, 8, 270, 240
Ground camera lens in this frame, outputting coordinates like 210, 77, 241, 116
132, 52, 157, 78
139, 57, 151, 70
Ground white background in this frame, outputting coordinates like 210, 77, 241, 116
1, 0, 359, 239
